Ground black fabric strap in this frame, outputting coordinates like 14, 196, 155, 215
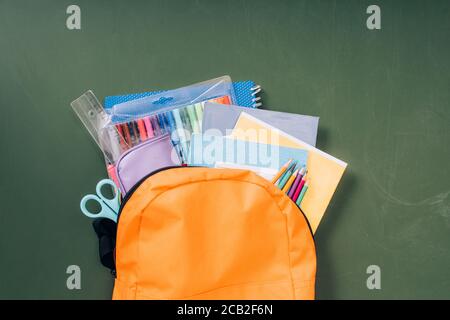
92, 218, 117, 273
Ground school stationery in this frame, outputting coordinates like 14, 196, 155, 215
292, 175, 307, 202
187, 134, 308, 180
276, 161, 296, 185
114, 134, 180, 194
71, 91, 126, 165
103, 80, 262, 110
80, 179, 120, 222
296, 183, 309, 206
107, 76, 237, 163
271, 159, 292, 184
287, 167, 306, 198
230, 112, 347, 233
277, 162, 297, 189
108, 76, 236, 123
202, 102, 320, 146
72, 77, 238, 192
282, 169, 298, 193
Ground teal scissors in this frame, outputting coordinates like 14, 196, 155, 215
80, 179, 120, 222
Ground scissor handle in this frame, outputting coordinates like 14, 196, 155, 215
80, 194, 118, 222
95, 179, 120, 213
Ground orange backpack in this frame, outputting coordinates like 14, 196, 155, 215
112, 167, 316, 300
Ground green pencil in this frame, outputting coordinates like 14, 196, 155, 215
276, 161, 296, 185
277, 164, 296, 189
296, 183, 309, 206
194, 103, 204, 131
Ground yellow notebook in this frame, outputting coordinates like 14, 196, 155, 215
230, 112, 347, 233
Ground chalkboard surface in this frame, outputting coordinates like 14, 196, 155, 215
0, 0, 449, 299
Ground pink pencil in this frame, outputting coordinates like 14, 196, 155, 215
292, 175, 307, 202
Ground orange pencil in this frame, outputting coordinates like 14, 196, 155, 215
271, 159, 292, 184
282, 169, 298, 193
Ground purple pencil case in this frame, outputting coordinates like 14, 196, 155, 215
115, 134, 181, 195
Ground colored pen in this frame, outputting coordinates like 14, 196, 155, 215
180, 108, 193, 155
143, 116, 154, 138
282, 169, 298, 193
186, 104, 200, 134
271, 159, 292, 184
121, 123, 132, 146
130, 121, 140, 144
181, 108, 192, 133
125, 122, 133, 144
115, 124, 127, 150
292, 175, 307, 202
150, 116, 161, 135
296, 183, 309, 206
154, 114, 164, 134
194, 103, 204, 131
137, 119, 147, 141
287, 167, 305, 198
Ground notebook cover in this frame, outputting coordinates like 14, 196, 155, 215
202, 102, 319, 146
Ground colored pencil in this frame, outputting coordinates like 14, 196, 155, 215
282, 169, 298, 193
277, 161, 297, 186
292, 175, 307, 202
287, 167, 305, 198
277, 165, 295, 189
271, 159, 292, 184
296, 183, 309, 206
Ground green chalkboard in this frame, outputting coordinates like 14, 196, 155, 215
0, 0, 449, 299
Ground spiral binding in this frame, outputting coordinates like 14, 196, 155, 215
250, 85, 262, 108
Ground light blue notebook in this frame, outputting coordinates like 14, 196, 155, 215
202, 102, 319, 146
188, 133, 308, 180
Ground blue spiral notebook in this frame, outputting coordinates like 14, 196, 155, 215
103, 80, 262, 110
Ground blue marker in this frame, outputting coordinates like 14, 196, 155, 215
156, 114, 167, 134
